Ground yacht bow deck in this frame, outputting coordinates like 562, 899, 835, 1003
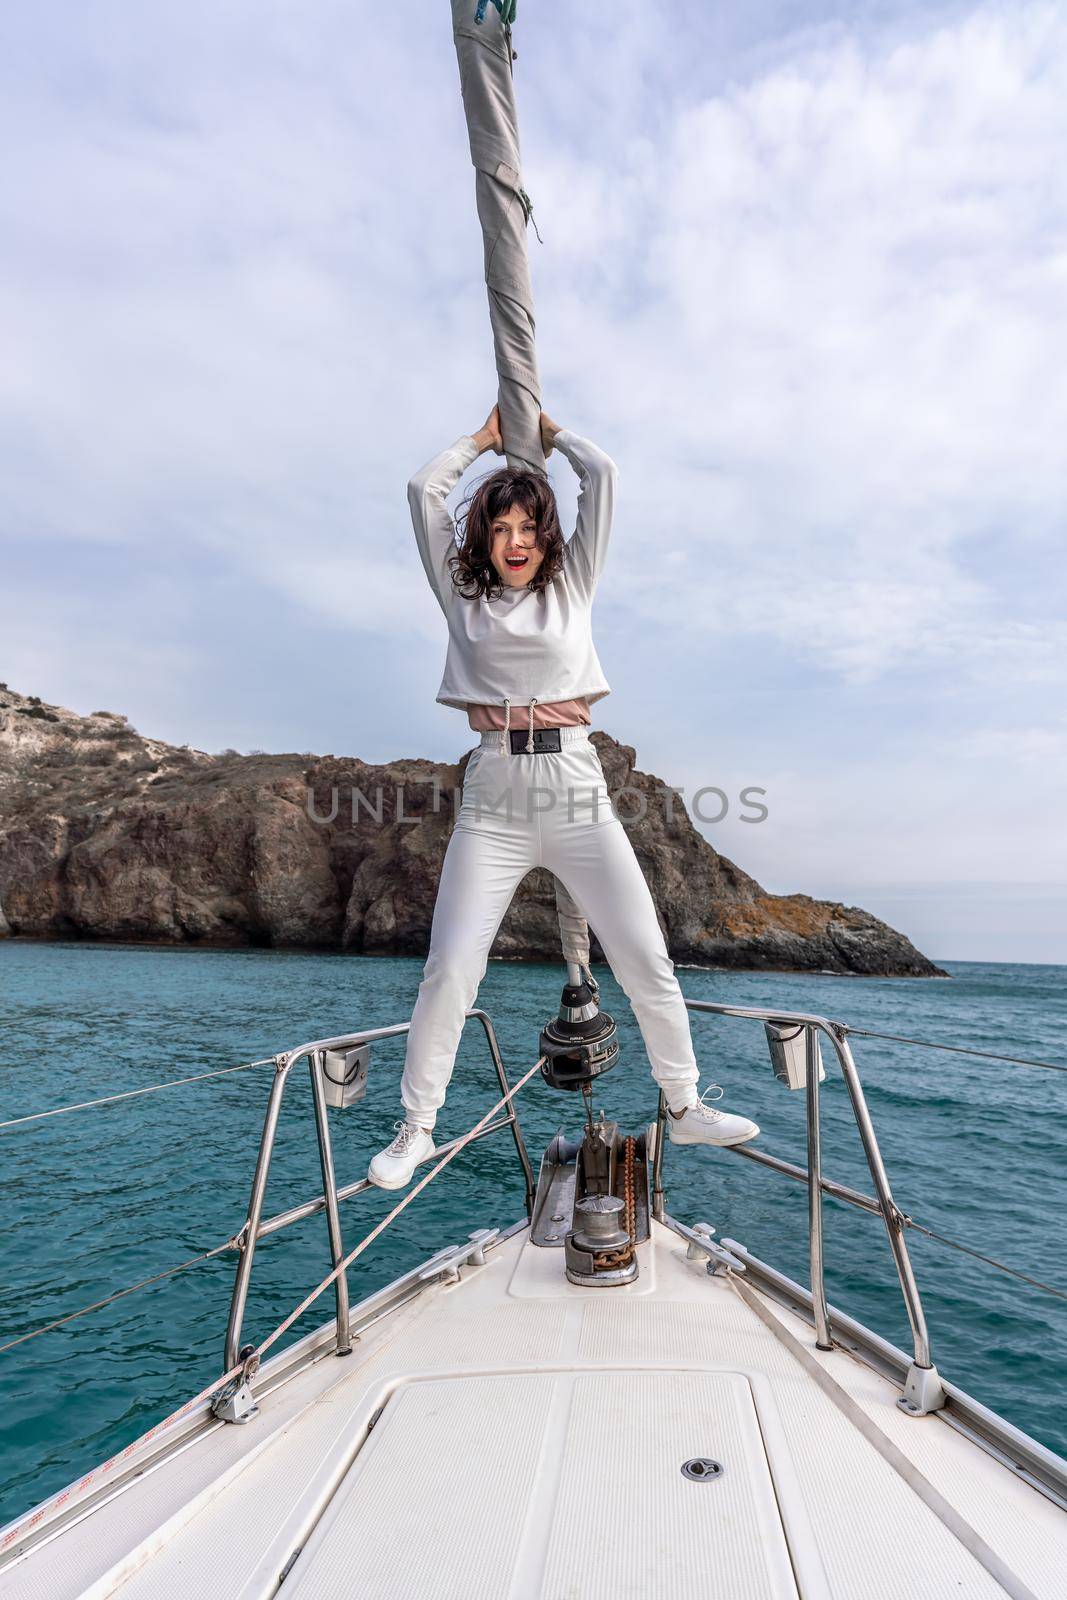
3, 1219, 1063, 1600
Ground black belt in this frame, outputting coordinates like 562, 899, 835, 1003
507, 728, 563, 754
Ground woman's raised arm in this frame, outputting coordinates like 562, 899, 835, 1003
407, 406, 502, 611
543, 412, 619, 596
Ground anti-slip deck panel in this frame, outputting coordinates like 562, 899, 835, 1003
284, 1371, 798, 1600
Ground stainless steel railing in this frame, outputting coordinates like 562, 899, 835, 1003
653, 1000, 944, 1413
223, 994, 1038, 1419
222, 1010, 535, 1374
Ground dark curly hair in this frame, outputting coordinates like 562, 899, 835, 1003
449, 465, 567, 600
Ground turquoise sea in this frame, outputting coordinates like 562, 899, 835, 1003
1, 941, 1065, 1527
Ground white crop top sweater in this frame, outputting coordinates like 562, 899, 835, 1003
407, 429, 618, 715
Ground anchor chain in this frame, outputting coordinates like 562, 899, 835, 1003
597, 1136, 637, 1271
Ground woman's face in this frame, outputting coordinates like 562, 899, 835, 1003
489, 502, 545, 587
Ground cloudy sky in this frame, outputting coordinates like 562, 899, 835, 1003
2, 0, 1064, 963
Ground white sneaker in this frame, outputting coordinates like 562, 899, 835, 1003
368, 1120, 435, 1190
668, 1088, 759, 1148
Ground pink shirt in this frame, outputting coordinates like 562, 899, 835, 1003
466, 698, 591, 731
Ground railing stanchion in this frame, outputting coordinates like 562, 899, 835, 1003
805, 1026, 832, 1349
224, 1057, 294, 1372
472, 1011, 536, 1217
829, 1029, 935, 1372
309, 1050, 352, 1356
683, 998, 945, 1412
652, 1089, 667, 1221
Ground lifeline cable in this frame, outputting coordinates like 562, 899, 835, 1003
784, 1159, 1067, 1303
3, 1029, 1061, 1134
732, 1132, 1067, 1304
0, 1237, 242, 1355
841, 1027, 1066, 1074
0, 1057, 277, 1131
904, 1219, 1067, 1303
0, 1116, 515, 1356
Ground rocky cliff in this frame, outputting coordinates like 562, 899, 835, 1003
0, 684, 945, 975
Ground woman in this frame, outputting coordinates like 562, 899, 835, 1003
368, 404, 759, 1189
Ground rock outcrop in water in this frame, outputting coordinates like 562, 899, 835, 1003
0, 684, 945, 975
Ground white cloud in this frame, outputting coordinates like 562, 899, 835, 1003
532, 5, 1067, 684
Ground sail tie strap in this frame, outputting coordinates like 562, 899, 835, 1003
475, 0, 517, 25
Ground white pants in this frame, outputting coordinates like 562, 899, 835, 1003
400, 728, 702, 1128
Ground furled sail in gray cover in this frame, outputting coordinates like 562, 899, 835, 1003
450, 0, 591, 969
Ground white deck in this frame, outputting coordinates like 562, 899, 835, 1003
2, 1221, 1065, 1599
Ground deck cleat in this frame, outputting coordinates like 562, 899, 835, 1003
211, 1345, 261, 1424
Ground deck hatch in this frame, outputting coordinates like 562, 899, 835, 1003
283, 1370, 799, 1599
